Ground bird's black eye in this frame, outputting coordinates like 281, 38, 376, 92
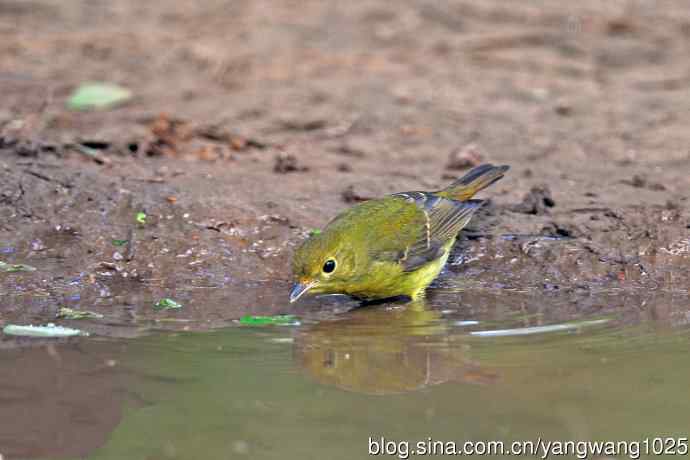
322, 259, 336, 273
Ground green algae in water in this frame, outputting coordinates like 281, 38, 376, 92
239, 315, 300, 326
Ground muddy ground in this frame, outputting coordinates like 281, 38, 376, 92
0, 0, 688, 335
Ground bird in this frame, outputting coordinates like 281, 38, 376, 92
289, 163, 509, 303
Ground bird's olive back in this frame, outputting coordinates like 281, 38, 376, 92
292, 198, 423, 282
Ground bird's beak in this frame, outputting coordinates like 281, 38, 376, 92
289, 281, 316, 303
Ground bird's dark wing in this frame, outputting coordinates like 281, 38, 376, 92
390, 192, 483, 271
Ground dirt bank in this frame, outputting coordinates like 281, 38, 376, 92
1, 0, 688, 335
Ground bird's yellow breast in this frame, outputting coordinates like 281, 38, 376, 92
344, 239, 454, 300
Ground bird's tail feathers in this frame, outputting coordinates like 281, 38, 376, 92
437, 164, 509, 201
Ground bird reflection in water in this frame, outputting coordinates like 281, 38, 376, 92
293, 300, 498, 395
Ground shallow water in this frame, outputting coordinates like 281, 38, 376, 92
1, 289, 689, 460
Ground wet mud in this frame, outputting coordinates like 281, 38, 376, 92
1, 0, 689, 338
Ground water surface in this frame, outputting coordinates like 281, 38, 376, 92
1, 290, 689, 459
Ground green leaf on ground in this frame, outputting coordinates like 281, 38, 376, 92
112, 239, 129, 246
136, 212, 147, 224
56, 307, 104, 320
154, 298, 183, 311
309, 228, 322, 236
3, 323, 89, 338
238, 315, 299, 326
0, 261, 36, 272
67, 82, 132, 111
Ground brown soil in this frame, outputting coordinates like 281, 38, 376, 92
1, 0, 688, 335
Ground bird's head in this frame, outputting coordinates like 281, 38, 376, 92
290, 229, 358, 303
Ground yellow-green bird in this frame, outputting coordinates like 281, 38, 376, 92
290, 163, 509, 303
